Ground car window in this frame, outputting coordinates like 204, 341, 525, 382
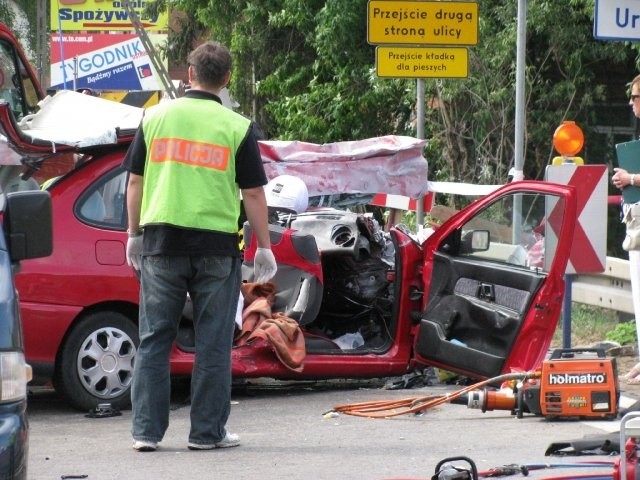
0, 165, 39, 193
455, 192, 564, 272
76, 169, 127, 228
0, 39, 37, 121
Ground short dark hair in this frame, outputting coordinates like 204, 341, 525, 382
187, 41, 232, 89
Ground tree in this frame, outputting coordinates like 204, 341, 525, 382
168, 0, 415, 140
0, 0, 37, 58
11, 0, 640, 185
423, 0, 636, 184
166, 0, 637, 185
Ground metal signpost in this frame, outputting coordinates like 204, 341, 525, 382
122, 0, 177, 98
367, 0, 478, 225
545, 123, 608, 348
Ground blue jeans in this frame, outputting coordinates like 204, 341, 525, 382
131, 254, 241, 445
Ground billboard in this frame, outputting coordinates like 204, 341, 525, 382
51, 0, 169, 32
49, 33, 166, 91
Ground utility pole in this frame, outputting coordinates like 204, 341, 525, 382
36, 0, 48, 87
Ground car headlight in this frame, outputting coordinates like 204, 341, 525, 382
0, 352, 28, 402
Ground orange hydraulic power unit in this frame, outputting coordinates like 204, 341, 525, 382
461, 349, 619, 419
535, 348, 619, 419
519, 348, 619, 419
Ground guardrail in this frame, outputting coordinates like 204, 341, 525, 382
572, 256, 634, 314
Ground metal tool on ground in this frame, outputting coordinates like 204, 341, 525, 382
383, 457, 616, 480
331, 349, 618, 420
433, 457, 478, 480
330, 371, 537, 418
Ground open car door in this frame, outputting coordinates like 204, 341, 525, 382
413, 181, 577, 379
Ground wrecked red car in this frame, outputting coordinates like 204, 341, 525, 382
0, 23, 577, 412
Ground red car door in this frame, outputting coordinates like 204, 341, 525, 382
412, 181, 577, 379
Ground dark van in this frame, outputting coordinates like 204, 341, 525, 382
0, 19, 53, 480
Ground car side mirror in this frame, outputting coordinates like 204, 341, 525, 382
460, 229, 490, 254
3, 190, 52, 262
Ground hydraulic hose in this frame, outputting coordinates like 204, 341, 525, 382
330, 371, 539, 418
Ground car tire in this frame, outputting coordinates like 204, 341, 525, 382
55, 311, 138, 412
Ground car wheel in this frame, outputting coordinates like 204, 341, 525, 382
55, 311, 138, 412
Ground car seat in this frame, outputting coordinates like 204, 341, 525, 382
242, 222, 323, 327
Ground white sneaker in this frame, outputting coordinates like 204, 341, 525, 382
133, 439, 157, 452
188, 431, 240, 450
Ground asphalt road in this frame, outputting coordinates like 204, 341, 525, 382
25, 379, 636, 480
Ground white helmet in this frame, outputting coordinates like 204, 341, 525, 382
265, 175, 309, 213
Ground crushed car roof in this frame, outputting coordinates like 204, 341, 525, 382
3, 90, 429, 198
18, 90, 143, 148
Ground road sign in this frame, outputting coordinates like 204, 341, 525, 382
594, 0, 640, 41
545, 164, 608, 274
376, 46, 467, 78
51, 0, 169, 31
367, 0, 478, 45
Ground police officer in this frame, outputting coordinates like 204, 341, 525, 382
123, 41, 276, 452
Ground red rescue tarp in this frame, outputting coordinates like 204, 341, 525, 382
258, 135, 428, 198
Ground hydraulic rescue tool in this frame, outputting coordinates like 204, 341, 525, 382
400, 414, 640, 480
458, 348, 619, 419
331, 349, 618, 420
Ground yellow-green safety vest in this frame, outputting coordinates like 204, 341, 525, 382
140, 97, 251, 233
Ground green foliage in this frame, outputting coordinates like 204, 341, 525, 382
422, 0, 636, 186
13, 1, 640, 195
606, 320, 638, 347
170, 0, 415, 140
0, 0, 29, 56
164, 0, 638, 190
15, 0, 36, 46
0, 3, 15, 30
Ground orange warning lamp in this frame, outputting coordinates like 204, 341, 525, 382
552, 121, 584, 165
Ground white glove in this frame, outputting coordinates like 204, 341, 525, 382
126, 235, 143, 271
254, 247, 277, 283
